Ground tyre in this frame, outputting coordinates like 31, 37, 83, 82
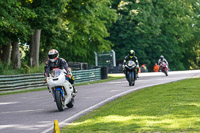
132, 72, 135, 86
55, 90, 64, 111
66, 98, 74, 108
132, 81, 135, 86
164, 71, 168, 76
129, 72, 135, 86
129, 73, 132, 86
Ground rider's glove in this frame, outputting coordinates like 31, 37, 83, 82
136, 65, 139, 68
122, 65, 125, 71
66, 74, 72, 79
122, 65, 125, 73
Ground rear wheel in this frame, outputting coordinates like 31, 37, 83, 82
66, 98, 74, 108
55, 90, 64, 111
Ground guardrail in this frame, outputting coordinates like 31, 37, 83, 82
73, 68, 101, 83
0, 68, 101, 92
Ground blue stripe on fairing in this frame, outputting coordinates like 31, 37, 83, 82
55, 88, 64, 97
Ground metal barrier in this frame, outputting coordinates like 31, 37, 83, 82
73, 68, 101, 84
0, 68, 101, 92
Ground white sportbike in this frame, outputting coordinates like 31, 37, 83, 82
46, 69, 75, 111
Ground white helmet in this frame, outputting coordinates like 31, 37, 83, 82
48, 49, 59, 62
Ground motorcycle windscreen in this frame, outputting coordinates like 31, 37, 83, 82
128, 61, 136, 67
50, 69, 62, 78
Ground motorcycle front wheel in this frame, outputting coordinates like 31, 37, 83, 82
164, 71, 168, 76
129, 72, 135, 86
55, 90, 65, 111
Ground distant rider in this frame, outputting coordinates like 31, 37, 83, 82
122, 50, 139, 80
158, 55, 168, 71
44, 49, 77, 93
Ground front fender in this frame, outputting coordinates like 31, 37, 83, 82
54, 88, 64, 97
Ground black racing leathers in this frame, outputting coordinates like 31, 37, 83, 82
44, 58, 69, 77
123, 55, 139, 66
44, 58, 76, 93
123, 55, 139, 80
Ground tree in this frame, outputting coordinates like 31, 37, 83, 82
21, 0, 66, 67
11, 42, 21, 69
109, 0, 200, 70
0, 0, 35, 68
60, 0, 117, 64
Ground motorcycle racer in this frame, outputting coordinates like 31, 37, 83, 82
158, 55, 168, 70
44, 49, 77, 93
122, 50, 139, 80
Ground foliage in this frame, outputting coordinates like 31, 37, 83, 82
0, 62, 44, 75
108, 0, 200, 71
56, 0, 117, 64
0, 0, 35, 44
22, 0, 117, 65
62, 78, 200, 132
0, 0, 199, 70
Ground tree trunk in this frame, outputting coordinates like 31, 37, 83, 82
30, 29, 41, 67
0, 45, 2, 61
2, 43, 11, 64
11, 42, 21, 69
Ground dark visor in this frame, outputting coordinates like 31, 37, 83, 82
49, 54, 57, 59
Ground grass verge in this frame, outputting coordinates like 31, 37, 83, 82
62, 78, 200, 132
0, 88, 46, 96
0, 75, 124, 96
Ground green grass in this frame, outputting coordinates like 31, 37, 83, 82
0, 88, 46, 96
62, 78, 200, 133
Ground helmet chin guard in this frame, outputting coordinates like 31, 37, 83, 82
50, 59, 56, 62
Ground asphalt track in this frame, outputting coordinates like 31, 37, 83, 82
0, 70, 200, 133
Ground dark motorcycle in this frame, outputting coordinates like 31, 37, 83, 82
124, 60, 137, 86
160, 62, 168, 76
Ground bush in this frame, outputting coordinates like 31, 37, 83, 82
0, 62, 44, 75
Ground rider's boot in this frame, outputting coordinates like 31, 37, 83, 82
125, 74, 129, 81
137, 73, 139, 78
135, 70, 138, 80
134, 74, 137, 80
73, 85, 77, 93
137, 68, 139, 79
47, 86, 51, 93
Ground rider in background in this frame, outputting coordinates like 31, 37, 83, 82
44, 49, 77, 93
122, 49, 139, 80
158, 55, 168, 71
141, 64, 148, 72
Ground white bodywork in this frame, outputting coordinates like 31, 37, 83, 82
47, 69, 74, 106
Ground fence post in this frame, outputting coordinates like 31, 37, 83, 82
101, 67, 108, 79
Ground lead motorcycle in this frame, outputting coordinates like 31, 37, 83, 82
46, 69, 75, 111
124, 60, 137, 86
160, 62, 168, 76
